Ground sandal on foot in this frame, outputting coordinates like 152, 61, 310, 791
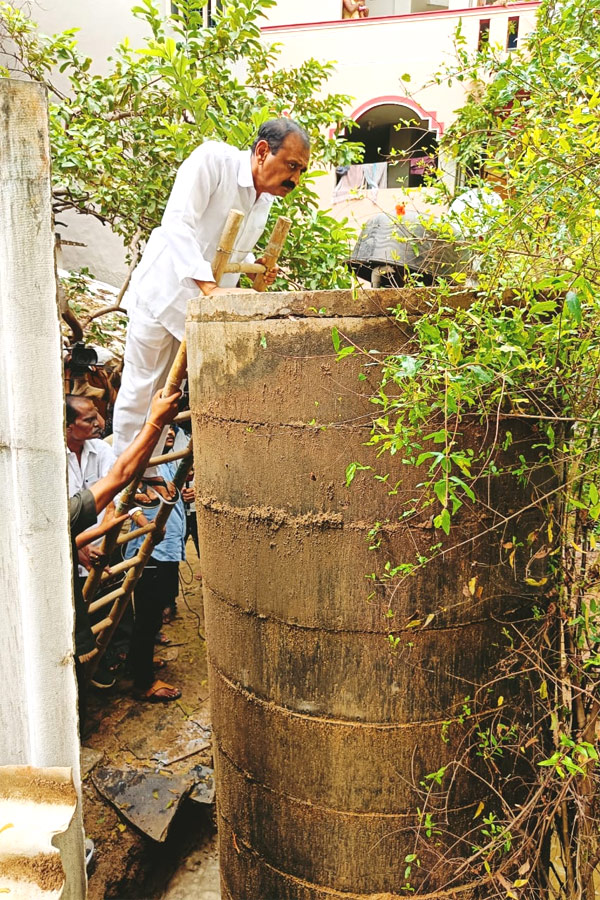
134, 679, 181, 703
155, 631, 171, 646
134, 486, 160, 509
143, 477, 180, 505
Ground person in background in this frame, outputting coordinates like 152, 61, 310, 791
66, 394, 117, 689
69, 387, 181, 726
124, 425, 186, 702
342, 0, 369, 18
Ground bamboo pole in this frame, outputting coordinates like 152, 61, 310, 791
100, 554, 142, 582
253, 215, 291, 292
84, 207, 288, 676
212, 208, 244, 284
224, 262, 265, 275
148, 445, 192, 467
87, 442, 193, 674
116, 522, 156, 545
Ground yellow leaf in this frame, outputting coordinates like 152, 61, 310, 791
539, 680, 548, 700
591, 533, 597, 550
525, 577, 547, 586
514, 879, 528, 887
0, 824, 13, 836
509, 550, 516, 571
152, 790, 159, 799
497, 695, 504, 706
117, 823, 126, 833
468, 576, 477, 596
547, 520, 553, 543
473, 801, 485, 819
422, 613, 435, 628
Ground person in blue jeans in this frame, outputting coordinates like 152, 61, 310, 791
125, 426, 186, 702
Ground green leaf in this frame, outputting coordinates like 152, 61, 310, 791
440, 508, 451, 535
331, 326, 340, 353
434, 479, 447, 505
565, 290, 582, 325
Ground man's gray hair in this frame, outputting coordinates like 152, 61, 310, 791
251, 118, 310, 154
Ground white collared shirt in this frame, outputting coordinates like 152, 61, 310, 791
67, 438, 116, 576
67, 438, 116, 498
126, 142, 276, 341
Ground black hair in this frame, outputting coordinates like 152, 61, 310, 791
251, 118, 310, 155
65, 394, 90, 426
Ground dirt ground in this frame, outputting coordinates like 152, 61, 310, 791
82, 543, 221, 900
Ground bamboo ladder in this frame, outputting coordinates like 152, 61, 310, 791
84, 209, 291, 678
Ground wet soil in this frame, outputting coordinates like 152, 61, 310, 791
82, 544, 220, 899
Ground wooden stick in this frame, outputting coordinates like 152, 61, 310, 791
88, 587, 126, 615
148, 446, 192, 467
86, 440, 194, 677
100, 554, 142, 582
253, 215, 291, 292
212, 208, 244, 285
84, 208, 249, 674
224, 262, 265, 275
163, 338, 187, 397
91, 616, 113, 636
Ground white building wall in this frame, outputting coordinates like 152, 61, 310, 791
24, 0, 540, 282
29, 0, 154, 73
261, 2, 539, 229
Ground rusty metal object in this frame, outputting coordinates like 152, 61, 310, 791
349, 211, 462, 286
186, 288, 553, 899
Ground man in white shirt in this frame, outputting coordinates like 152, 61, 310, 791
112, 118, 311, 499
66, 395, 116, 573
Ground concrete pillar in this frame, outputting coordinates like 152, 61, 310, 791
0, 80, 86, 898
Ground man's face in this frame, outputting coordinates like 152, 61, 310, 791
68, 399, 102, 444
253, 133, 310, 198
165, 427, 176, 449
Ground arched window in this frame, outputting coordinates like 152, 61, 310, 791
345, 100, 440, 189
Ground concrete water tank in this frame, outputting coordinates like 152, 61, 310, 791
186, 288, 551, 900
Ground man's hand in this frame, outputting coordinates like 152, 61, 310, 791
181, 486, 195, 503
255, 257, 278, 287
148, 388, 182, 429
78, 543, 107, 569
194, 283, 252, 298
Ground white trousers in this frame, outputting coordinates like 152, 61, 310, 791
112, 306, 180, 478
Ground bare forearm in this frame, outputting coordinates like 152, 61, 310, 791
88, 389, 180, 513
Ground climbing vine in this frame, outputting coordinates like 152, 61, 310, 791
341, 1, 600, 896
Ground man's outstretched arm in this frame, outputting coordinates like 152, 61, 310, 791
88, 388, 181, 513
